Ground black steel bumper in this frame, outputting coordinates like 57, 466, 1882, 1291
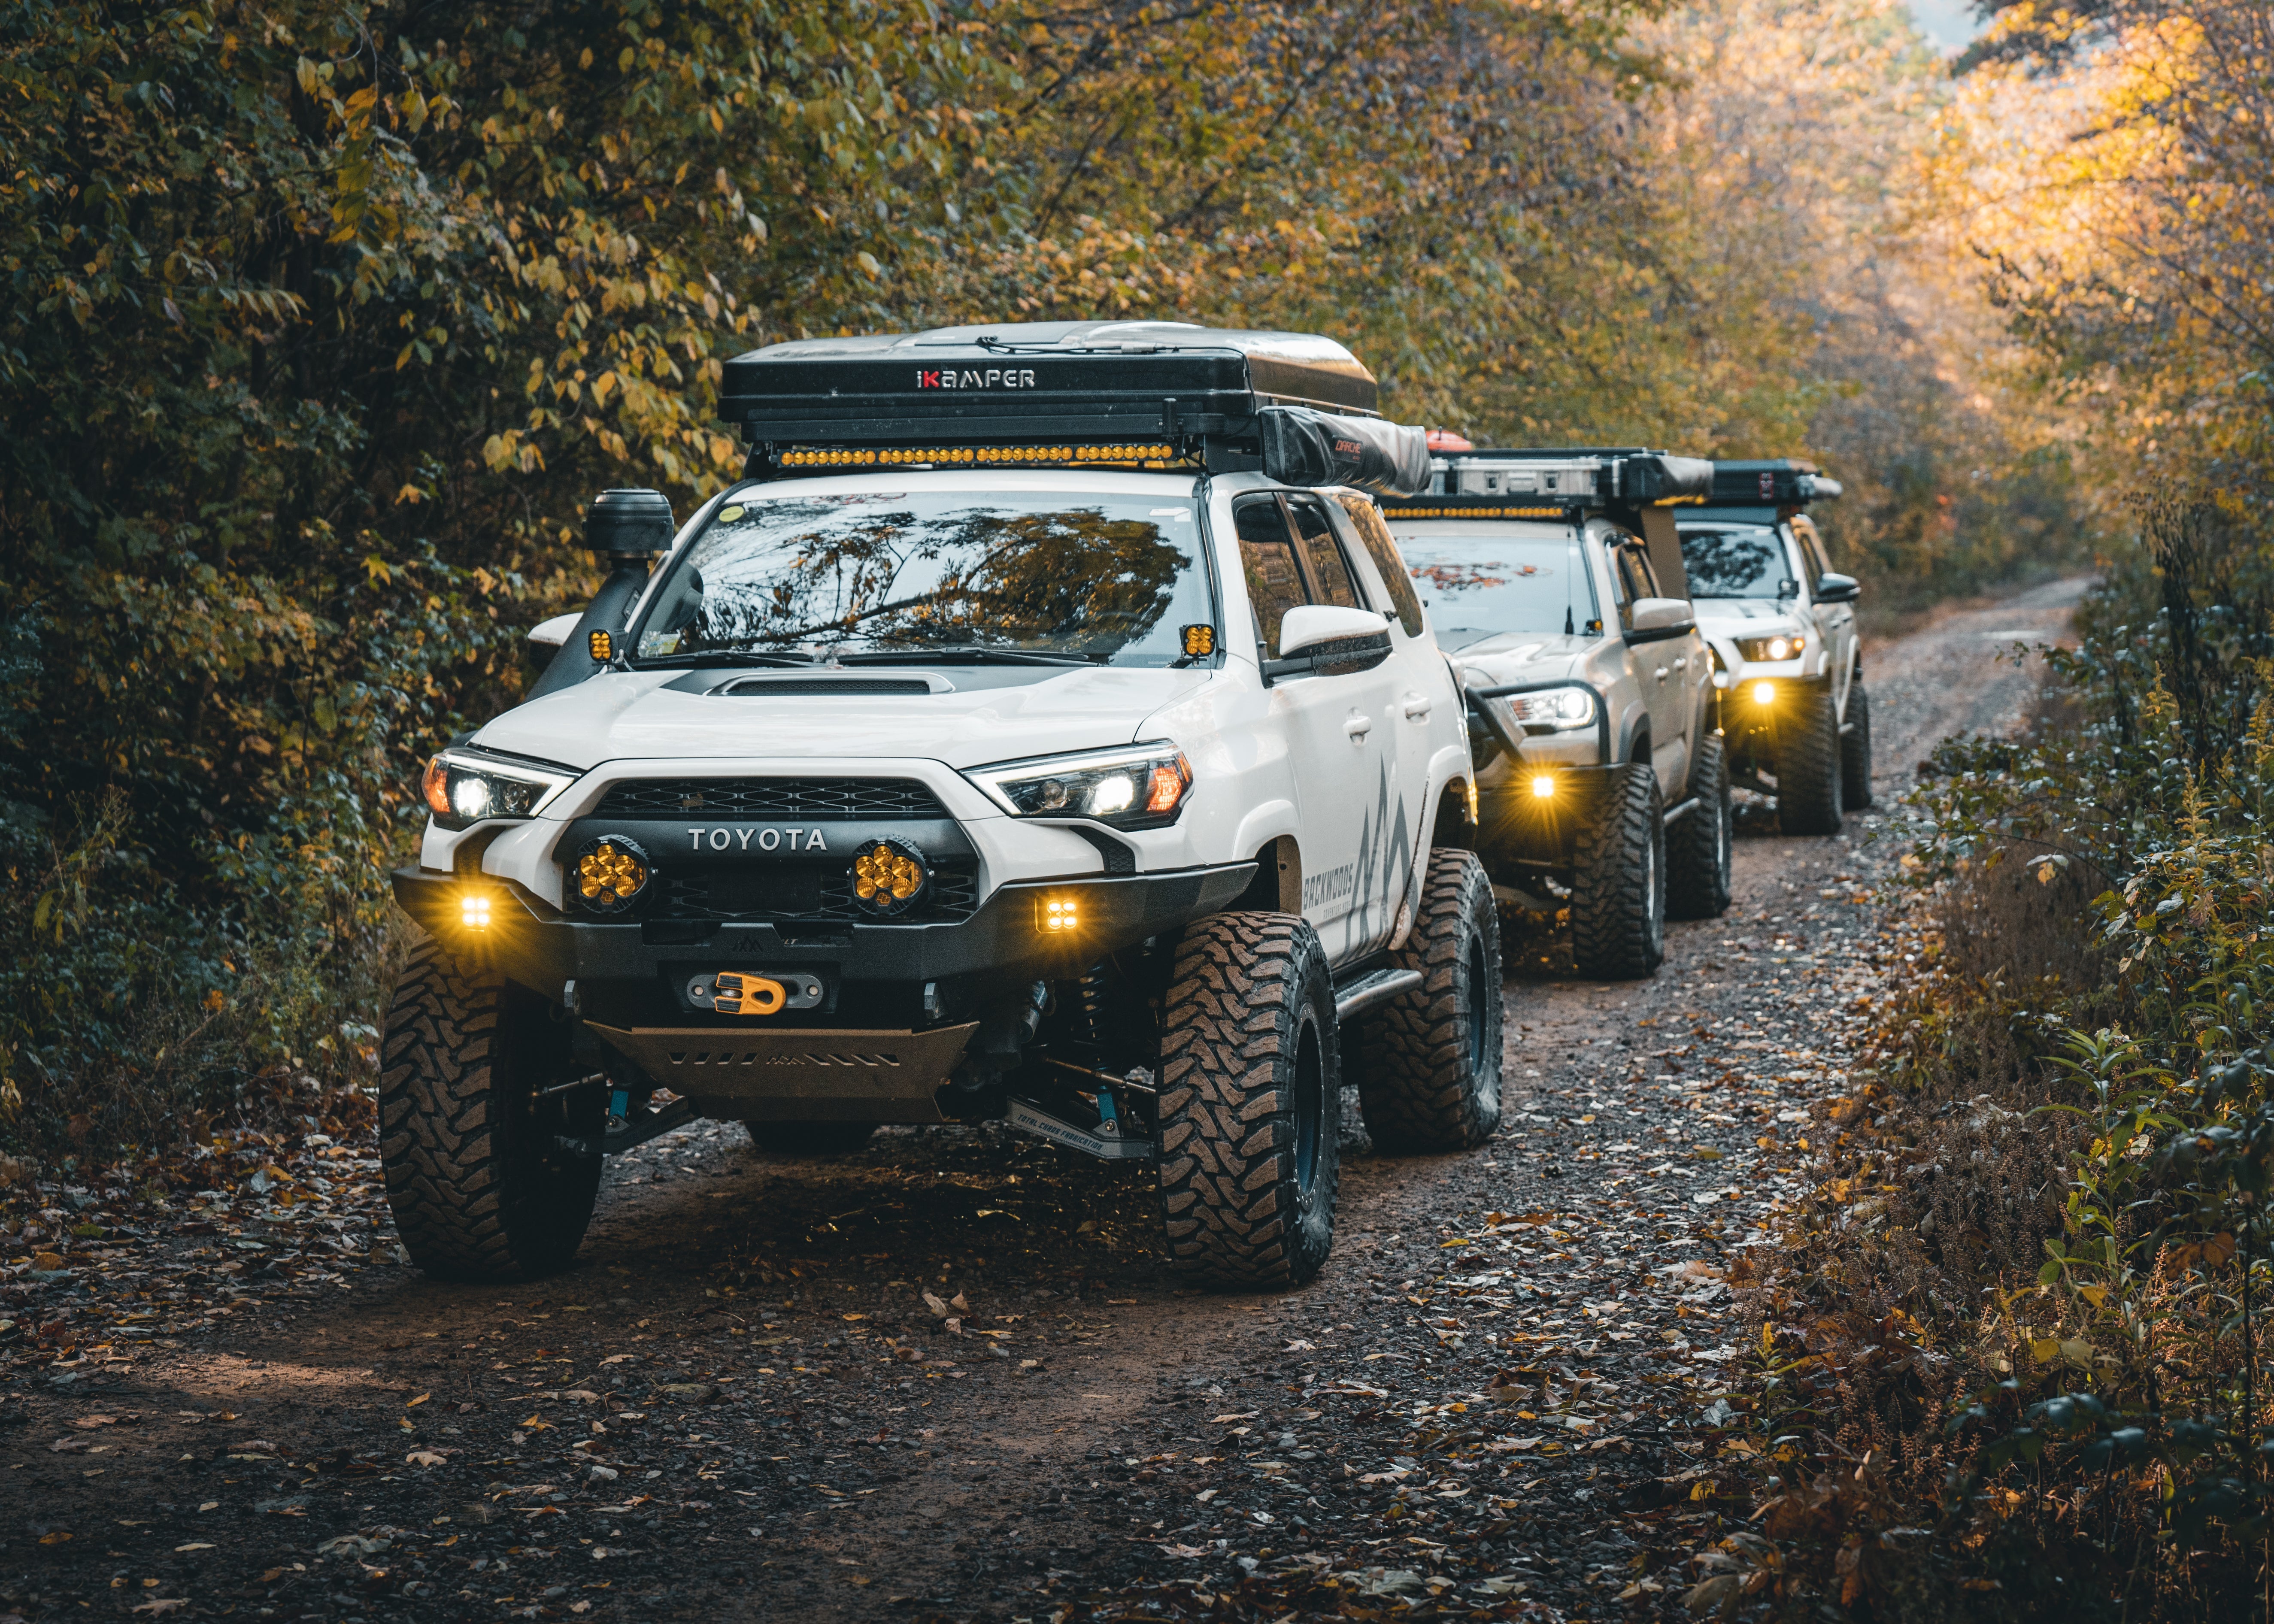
391, 860, 1257, 999
1474, 762, 1620, 873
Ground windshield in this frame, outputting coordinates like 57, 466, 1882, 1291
631, 486, 1214, 665
1680, 525, 1796, 599
1385, 525, 1597, 649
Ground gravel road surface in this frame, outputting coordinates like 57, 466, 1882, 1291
0, 582, 2090, 1622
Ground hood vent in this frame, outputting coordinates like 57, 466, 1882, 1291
709, 675, 946, 697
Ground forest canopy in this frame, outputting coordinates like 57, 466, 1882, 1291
0, 0, 2070, 1152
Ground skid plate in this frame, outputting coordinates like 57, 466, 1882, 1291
586, 1021, 978, 1123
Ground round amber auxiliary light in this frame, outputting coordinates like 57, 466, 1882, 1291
576, 838, 649, 910
852, 840, 928, 914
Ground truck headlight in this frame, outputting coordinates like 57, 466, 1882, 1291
967, 743, 1194, 830
1477, 685, 1597, 733
1736, 634, 1802, 662
421, 750, 579, 832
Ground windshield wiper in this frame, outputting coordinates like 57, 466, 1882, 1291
836, 645, 1101, 668
625, 649, 824, 670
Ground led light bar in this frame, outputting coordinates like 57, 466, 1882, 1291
1378, 503, 1574, 521
775, 442, 1186, 470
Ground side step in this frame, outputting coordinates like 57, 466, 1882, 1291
1333, 967, 1424, 1023
1662, 795, 1698, 827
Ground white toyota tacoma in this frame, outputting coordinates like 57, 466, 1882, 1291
382, 321, 1499, 1293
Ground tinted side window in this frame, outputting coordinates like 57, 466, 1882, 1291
1334, 495, 1426, 637
1287, 497, 1362, 609
1792, 521, 1833, 586
1610, 538, 1659, 624
1235, 496, 1307, 657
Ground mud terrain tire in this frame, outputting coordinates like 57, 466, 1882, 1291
1571, 762, 1666, 979
380, 942, 603, 1282
1777, 683, 1845, 835
743, 1121, 879, 1156
1352, 849, 1504, 1153
1156, 912, 1340, 1290
1840, 681, 1874, 810
1668, 732, 1734, 921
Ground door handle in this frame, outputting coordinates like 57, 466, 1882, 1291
1671, 657, 1687, 671
1654, 666, 1669, 682
1401, 694, 1432, 721
1344, 713, 1373, 742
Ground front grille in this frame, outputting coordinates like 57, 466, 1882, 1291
650, 865, 979, 925
595, 777, 951, 819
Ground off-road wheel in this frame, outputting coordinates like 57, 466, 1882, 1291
1776, 683, 1845, 835
380, 942, 603, 1282
1570, 762, 1665, 979
1155, 912, 1340, 1291
1668, 732, 1734, 921
1839, 681, 1874, 811
1352, 849, 1504, 1153
742, 1121, 878, 1156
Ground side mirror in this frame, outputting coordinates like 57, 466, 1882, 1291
1815, 572, 1860, 603
1626, 596, 1695, 643
1269, 605, 1392, 680
527, 612, 580, 650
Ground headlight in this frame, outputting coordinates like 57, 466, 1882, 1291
421, 750, 579, 832
967, 742, 1194, 830
1736, 634, 1803, 662
1476, 685, 1597, 733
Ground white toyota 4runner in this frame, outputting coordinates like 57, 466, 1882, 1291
383, 321, 1500, 1293
1380, 448, 1735, 981
1677, 460, 1868, 834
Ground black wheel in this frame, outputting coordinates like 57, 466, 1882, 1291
1156, 912, 1341, 1290
1840, 681, 1874, 810
1668, 733, 1734, 921
379, 942, 602, 1282
1777, 683, 1845, 835
1570, 762, 1665, 979
1353, 849, 1504, 1152
742, 1121, 878, 1156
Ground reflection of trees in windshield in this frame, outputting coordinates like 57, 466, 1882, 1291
1393, 535, 1587, 637
1681, 528, 1794, 598
647, 497, 1200, 661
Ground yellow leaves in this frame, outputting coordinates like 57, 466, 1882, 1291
855, 250, 883, 280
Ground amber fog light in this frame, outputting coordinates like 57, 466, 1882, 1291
852, 839, 928, 916
575, 837, 650, 912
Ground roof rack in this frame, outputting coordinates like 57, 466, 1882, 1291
715, 321, 1430, 494
1699, 458, 1843, 507
1417, 447, 1713, 507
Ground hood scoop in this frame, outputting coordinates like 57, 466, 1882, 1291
709, 673, 952, 698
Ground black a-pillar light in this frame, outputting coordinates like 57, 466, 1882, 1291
529, 489, 674, 699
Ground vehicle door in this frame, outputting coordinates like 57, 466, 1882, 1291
1234, 491, 1406, 962
1606, 529, 1698, 794
1789, 516, 1855, 714
1329, 493, 1443, 899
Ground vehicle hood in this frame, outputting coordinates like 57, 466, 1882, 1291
473, 667, 1216, 771
1444, 631, 1595, 686
1695, 598, 1800, 628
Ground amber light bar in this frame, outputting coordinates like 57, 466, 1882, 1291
776, 442, 1186, 470
1380, 504, 1573, 521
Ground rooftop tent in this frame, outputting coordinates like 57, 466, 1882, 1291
1703, 458, 1843, 509
714, 321, 1431, 496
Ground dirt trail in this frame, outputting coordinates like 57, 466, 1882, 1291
0, 584, 2090, 1622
